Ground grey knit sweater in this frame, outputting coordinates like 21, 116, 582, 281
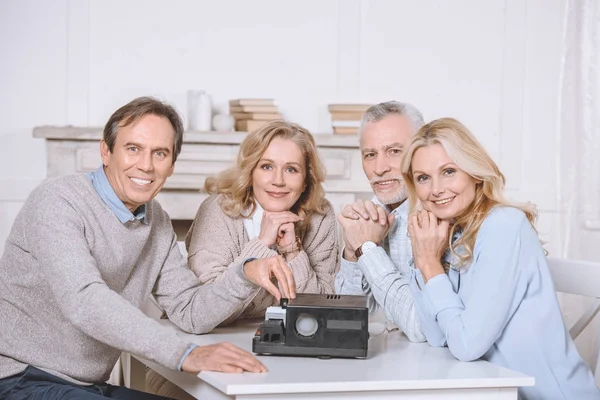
185, 194, 340, 325
0, 174, 259, 383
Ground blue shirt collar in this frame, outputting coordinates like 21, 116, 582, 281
87, 165, 147, 224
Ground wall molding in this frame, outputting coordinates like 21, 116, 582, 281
66, 0, 90, 125
336, 0, 361, 101
579, 0, 600, 232
498, 0, 527, 191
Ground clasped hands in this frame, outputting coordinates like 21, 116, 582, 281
339, 200, 451, 282
243, 211, 301, 302
338, 199, 394, 261
407, 209, 450, 282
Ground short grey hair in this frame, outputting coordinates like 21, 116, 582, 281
358, 101, 425, 138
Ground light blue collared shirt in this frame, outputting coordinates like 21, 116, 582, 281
87, 165, 196, 370
87, 166, 147, 224
334, 198, 426, 342
410, 206, 600, 400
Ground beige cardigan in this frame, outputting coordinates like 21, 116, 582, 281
185, 194, 340, 324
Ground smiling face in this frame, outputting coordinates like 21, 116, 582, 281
410, 143, 479, 221
100, 114, 175, 213
360, 114, 414, 208
251, 136, 306, 212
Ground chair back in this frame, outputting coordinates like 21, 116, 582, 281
547, 257, 600, 388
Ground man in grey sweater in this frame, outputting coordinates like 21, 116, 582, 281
0, 97, 295, 399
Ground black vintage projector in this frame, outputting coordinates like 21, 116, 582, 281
252, 293, 369, 359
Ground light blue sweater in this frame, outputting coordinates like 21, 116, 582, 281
410, 206, 599, 400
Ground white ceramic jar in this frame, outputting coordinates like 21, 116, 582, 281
187, 90, 212, 131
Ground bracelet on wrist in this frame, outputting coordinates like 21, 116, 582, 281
277, 236, 302, 255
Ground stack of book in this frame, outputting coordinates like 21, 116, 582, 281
328, 104, 372, 134
229, 99, 282, 132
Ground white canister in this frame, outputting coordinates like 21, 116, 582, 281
187, 90, 212, 131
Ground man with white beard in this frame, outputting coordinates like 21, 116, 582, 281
335, 101, 426, 342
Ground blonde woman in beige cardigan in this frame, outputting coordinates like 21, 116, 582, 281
147, 120, 340, 399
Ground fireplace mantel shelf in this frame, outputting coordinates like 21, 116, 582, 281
33, 126, 359, 148
34, 125, 370, 221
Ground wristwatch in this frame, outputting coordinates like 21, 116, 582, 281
354, 241, 377, 260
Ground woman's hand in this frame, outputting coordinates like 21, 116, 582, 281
258, 211, 301, 247
243, 255, 296, 301
408, 210, 450, 282
277, 221, 296, 248
276, 221, 301, 262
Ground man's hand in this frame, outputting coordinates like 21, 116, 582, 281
340, 199, 388, 226
181, 342, 267, 373
243, 256, 296, 300
337, 204, 394, 260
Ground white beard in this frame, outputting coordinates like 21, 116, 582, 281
375, 185, 407, 206
370, 176, 408, 206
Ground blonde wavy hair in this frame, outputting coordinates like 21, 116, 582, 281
401, 117, 539, 267
205, 120, 328, 232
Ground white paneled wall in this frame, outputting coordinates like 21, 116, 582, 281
2, 0, 600, 374
1, 2, 598, 285
0, 0, 68, 251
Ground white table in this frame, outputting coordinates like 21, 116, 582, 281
127, 319, 533, 400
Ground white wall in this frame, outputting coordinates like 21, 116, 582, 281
0, 0, 67, 250
1, 4, 598, 265
1, 0, 599, 369
0, 0, 567, 249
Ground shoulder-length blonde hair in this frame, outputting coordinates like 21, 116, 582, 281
401, 117, 539, 267
205, 119, 328, 230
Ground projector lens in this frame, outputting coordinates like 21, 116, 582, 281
295, 313, 318, 337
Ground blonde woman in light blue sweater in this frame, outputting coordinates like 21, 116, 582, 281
400, 118, 599, 400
